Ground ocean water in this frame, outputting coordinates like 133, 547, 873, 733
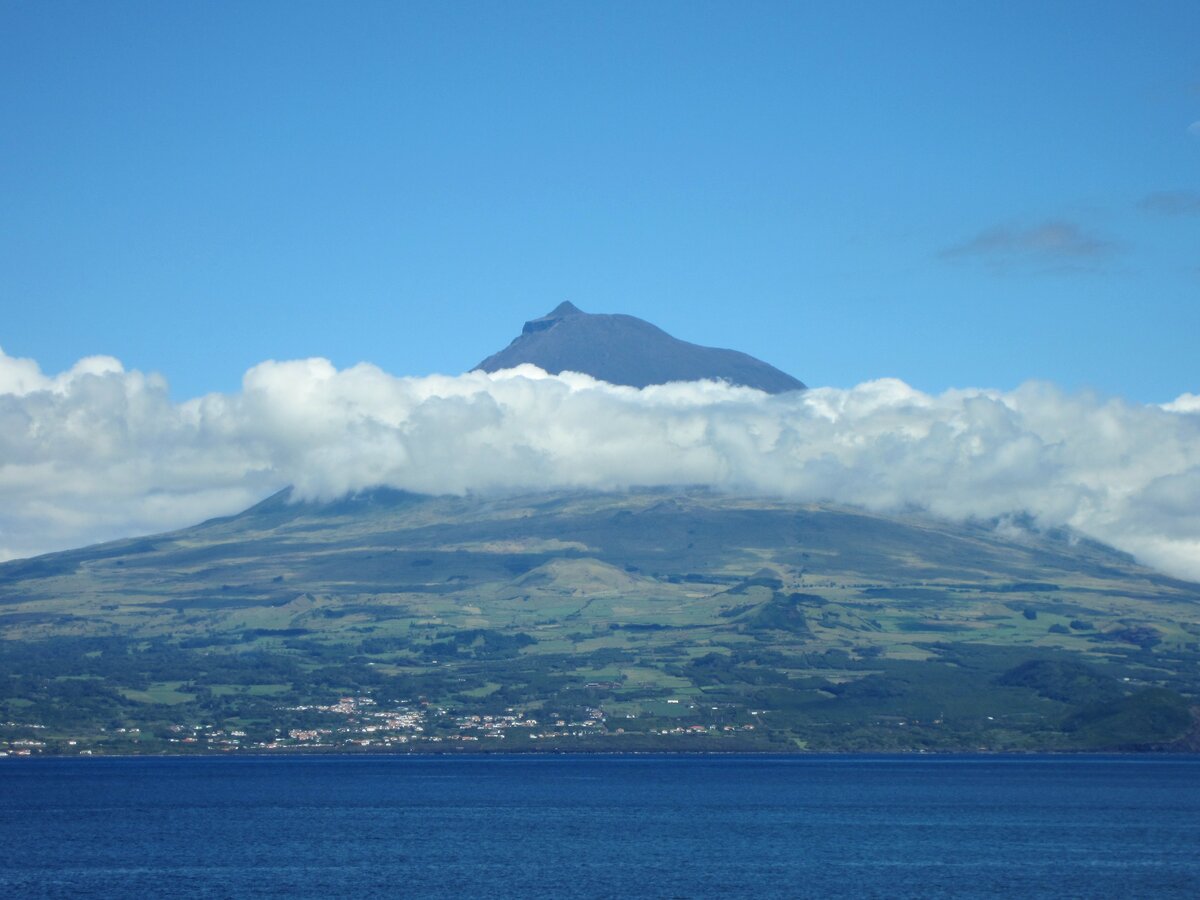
1, 754, 1198, 898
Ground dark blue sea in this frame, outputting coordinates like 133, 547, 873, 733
2, 754, 1198, 898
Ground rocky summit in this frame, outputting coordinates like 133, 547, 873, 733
474, 302, 806, 393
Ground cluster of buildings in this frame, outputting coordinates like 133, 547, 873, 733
653, 724, 756, 735
256, 699, 622, 747
450, 711, 539, 740
527, 707, 608, 740
0, 720, 48, 756
1, 697, 764, 756
165, 723, 248, 749
253, 696, 430, 749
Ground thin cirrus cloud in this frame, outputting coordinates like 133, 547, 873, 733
3, 347, 1200, 582
1138, 190, 1200, 215
941, 220, 1118, 273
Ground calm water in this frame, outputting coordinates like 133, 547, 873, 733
2, 754, 1198, 898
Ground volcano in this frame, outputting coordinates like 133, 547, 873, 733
3, 309, 1199, 756
475, 301, 805, 393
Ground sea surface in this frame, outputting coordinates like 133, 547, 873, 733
1, 754, 1198, 898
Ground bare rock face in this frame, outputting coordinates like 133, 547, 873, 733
474, 302, 805, 393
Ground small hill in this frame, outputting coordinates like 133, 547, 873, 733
511, 558, 643, 597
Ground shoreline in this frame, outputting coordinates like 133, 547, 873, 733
5, 748, 1199, 761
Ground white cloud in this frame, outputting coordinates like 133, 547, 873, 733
1163, 392, 1200, 413
3, 346, 1200, 581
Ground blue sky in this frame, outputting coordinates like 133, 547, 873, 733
2, 1, 1198, 402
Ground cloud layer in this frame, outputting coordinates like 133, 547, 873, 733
3, 347, 1200, 580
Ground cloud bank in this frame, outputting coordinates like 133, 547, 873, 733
3, 346, 1200, 580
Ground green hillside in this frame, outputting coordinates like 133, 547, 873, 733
2, 488, 1198, 755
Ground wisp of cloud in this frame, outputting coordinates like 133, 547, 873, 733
2, 347, 1200, 580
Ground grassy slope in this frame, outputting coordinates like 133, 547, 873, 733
1, 488, 1198, 754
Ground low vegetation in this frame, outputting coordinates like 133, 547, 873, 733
1, 489, 1197, 755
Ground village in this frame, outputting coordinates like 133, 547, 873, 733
0, 697, 757, 755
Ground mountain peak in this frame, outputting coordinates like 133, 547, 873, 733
522, 301, 585, 335
477, 304, 805, 393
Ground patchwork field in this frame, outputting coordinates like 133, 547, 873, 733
2, 488, 1198, 754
